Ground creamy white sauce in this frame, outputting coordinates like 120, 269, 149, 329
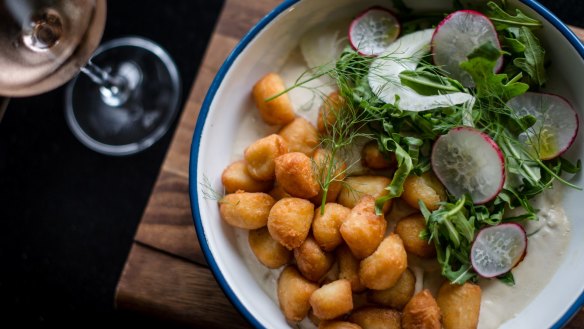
477, 185, 570, 329
231, 47, 572, 329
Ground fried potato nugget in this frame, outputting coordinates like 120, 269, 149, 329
402, 171, 446, 211
221, 160, 273, 193
268, 198, 314, 249
244, 134, 288, 181
361, 141, 395, 170
402, 290, 441, 329
359, 233, 407, 290
437, 282, 481, 329
368, 268, 416, 310
336, 244, 366, 293
274, 152, 320, 199
248, 227, 291, 269
395, 214, 436, 258
310, 279, 354, 320
219, 192, 275, 229
312, 203, 351, 252
279, 117, 319, 156
337, 176, 393, 213
319, 321, 363, 329
349, 307, 401, 329
278, 265, 319, 322
312, 148, 347, 204
268, 184, 293, 201
317, 91, 346, 133
253, 72, 296, 125
294, 236, 335, 282
340, 196, 387, 259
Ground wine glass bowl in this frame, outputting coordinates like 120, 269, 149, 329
65, 37, 181, 156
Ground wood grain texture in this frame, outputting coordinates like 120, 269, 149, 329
115, 243, 250, 328
116, 0, 584, 325
134, 170, 204, 265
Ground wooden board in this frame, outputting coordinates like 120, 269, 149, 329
115, 0, 584, 326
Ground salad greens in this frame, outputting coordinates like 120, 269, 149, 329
290, 0, 581, 284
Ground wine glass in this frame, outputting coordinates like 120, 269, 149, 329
0, 0, 181, 155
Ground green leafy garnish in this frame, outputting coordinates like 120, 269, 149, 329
460, 42, 529, 101
486, 1, 542, 30
512, 27, 546, 87
266, 2, 580, 287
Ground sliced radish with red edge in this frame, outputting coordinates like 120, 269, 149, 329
471, 223, 527, 278
349, 7, 401, 57
431, 126, 505, 204
506, 92, 579, 160
432, 10, 503, 87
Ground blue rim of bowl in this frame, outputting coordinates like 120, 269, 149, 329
189, 0, 584, 328
189, 1, 299, 328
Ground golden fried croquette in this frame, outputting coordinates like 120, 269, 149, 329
312, 203, 351, 252
319, 321, 363, 329
248, 227, 292, 269
368, 268, 416, 310
252, 73, 296, 125
395, 214, 436, 258
219, 191, 275, 229
437, 282, 481, 329
309, 279, 354, 320
359, 233, 408, 290
268, 183, 293, 201
312, 148, 347, 204
337, 176, 393, 213
279, 117, 319, 156
361, 141, 395, 170
402, 171, 446, 211
402, 290, 441, 329
278, 265, 319, 322
221, 160, 273, 193
267, 197, 314, 249
274, 152, 320, 199
336, 244, 366, 293
317, 91, 346, 133
294, 235, 335, 282
348, 307, 401, 329
244, 134, 288, 181
339, 196, 387, 259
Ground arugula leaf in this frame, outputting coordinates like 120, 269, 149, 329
502, 35, 526, 53
513, 27, 546, 87
486, 1, 542, 30
420, 197, 478, 284
460, 43, 529, 102
498, 271, 516, 286
399, 70, 466, 96
374, 126, 422, 214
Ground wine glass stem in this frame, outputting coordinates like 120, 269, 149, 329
80, 61, 130, 107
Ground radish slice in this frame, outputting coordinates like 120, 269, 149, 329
506, 92, 580, 160
432, 10, 503, 87
431, 127, 505, 204
300, 19, 350, 69
471, 223, 527, 278
368, 29, 475, 112
349, 7, 401, 57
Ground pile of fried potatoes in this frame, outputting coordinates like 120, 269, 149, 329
218, 72, 482, 329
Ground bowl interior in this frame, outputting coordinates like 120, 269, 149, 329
191, 0, 584, 328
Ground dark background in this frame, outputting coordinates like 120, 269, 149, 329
0, 0, 580, 327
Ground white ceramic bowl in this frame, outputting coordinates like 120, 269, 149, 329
190, 1, 584, 328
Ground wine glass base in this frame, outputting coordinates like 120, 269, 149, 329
65, 37, 181, 156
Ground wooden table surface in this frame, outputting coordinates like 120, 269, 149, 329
114, 0, 584, 327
